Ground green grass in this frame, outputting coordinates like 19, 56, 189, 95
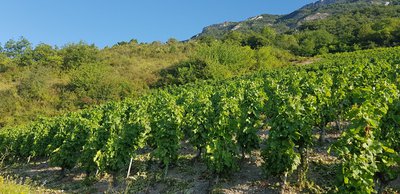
0, 176, 33, 194
0, 176, 45, 194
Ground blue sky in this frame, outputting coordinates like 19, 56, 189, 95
0, 0, 317, 48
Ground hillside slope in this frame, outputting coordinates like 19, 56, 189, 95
194, 0, 400, 38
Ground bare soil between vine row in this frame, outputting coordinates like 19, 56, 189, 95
1, 128, 399, 193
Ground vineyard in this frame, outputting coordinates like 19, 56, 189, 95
1, 47, 400, 193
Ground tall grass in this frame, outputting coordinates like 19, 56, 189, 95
0, 176, 42, 194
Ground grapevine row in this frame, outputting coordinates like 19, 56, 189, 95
0, 47, 399, 192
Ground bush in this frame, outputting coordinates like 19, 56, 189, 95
0, 53, 11, 73
61, 42, 99, 70
0, 89, 18, 127
67, 63, 134, 107
17, 66, 53, 100
193, 42, 255, 79
156, 42, 256, 85
156, 59, 208, 86
255, 46, 293, 69
157, 43, 294, 86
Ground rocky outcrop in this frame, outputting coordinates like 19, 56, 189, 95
303, 12, 330, 21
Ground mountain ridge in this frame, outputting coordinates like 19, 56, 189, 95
193, 0, 399, 39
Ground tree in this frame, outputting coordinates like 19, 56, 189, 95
295, 30, 336, 56
222, 31, 244, 45
33, 44, 62, 67
3, 37, 32, 58
261, 26, 277, 40
275, 34, 299, 51
2, 37, 34, 66
166, 38, 179, 45
242, 34, 268, 49
197, 35, 217, 45
61, 42, 99, 70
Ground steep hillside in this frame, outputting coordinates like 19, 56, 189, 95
194, 0, 400, 38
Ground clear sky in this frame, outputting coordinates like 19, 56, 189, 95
0, 0, 317, 48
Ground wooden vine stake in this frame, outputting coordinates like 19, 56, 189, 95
126, 157, 133, 178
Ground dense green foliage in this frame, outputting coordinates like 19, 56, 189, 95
196, 0, 400, 56
0, 37, 292, 129
1, 0, 399, 129
157, 42, 293, 86
0, 38, 193, 128
0, 47, 399, 193
1, 1, 400, 192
